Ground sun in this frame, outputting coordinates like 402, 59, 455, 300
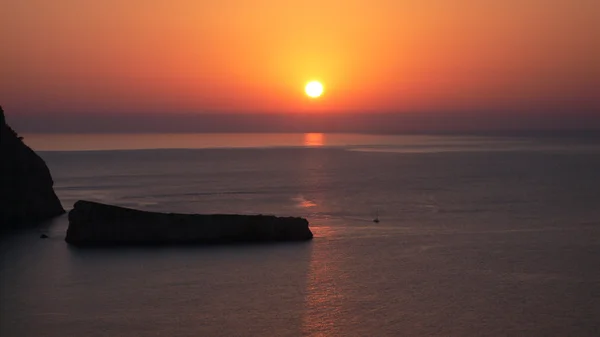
305, 81, 324, 98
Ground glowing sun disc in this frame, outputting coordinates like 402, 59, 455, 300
305, 81, 324, 98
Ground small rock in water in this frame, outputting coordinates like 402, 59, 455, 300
40, 234, 49, 239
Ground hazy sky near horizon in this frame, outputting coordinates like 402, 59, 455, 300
1, 0, 599, 131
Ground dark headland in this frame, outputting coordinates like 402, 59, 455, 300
66, 200, 313, 246
0, 106, 65, 233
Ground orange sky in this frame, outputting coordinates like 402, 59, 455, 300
1, 0, 599, 120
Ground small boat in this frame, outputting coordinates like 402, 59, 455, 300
373, 210, 380, 223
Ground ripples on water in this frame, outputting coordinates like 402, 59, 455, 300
1, 134, 600, 336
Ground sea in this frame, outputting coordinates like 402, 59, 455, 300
1, 133, 600, 336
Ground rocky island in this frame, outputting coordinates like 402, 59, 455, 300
0, 106, 65, 232
66, 200, 313, 246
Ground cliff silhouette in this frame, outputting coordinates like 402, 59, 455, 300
0, 106, 65, 231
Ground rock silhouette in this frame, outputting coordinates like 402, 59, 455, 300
66, 200, 313, 246
0, 106, 65, 232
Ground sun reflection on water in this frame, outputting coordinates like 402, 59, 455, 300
304, 133, 325, 147
301, 226, 345, 336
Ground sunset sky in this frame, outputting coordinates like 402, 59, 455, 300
1, 0, 599, 132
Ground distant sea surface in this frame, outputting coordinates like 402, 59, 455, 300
2, 133, 600, 336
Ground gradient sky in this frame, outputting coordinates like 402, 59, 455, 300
1, 0, 599, 131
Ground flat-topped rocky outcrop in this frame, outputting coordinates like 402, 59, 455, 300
0, 106, 65, 231
66, 200, 313, 246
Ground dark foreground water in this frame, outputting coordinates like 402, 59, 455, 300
1, 134, 600, 336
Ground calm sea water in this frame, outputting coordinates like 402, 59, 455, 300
1, 133, 600, 336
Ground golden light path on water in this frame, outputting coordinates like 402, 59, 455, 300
292, 143, 345, 335
303, 133, 324, 147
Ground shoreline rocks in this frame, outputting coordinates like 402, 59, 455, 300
66, 200, 313, 246
0, 106, 65, 231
